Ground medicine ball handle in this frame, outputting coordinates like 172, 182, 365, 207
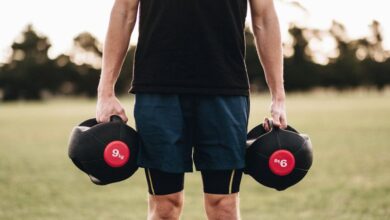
110, 115, 124, 123
265, 118, 277, 131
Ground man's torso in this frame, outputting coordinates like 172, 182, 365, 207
130, 0, 250, 96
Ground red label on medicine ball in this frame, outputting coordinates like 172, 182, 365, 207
104, 141, 130, 168
269, 150, 295, 176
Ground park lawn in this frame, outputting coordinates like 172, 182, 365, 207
0, 91, 389, 220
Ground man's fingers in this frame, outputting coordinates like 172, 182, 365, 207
280, 114, 288, 129
97, 115, 110, 123
272, 115, 281, 128
116, 107, 128, 123
118, 112, 129, 123
96, 96, 128, 123
269, 100, 287, 129
263, 118, 270, 131
271, 110, 281, 128
97, 113, 128, 123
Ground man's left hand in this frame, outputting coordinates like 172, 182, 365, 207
264, 99, 287, 131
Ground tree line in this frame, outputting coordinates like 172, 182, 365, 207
0, 21, 389, 101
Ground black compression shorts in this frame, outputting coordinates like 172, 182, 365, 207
144, 168, 243, 195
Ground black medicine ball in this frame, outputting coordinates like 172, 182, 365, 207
245, 121, 313, 191
68, 116, 139, 185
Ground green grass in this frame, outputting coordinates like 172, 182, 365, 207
1, 91, 390, 220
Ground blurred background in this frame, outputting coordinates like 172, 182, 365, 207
0, 0, 389, 220
1, 0, 390, 99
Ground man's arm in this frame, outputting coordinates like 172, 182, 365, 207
96, 0, 139, 123
249, 0, 287, 129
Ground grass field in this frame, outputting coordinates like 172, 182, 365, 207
0, 91, 390, 220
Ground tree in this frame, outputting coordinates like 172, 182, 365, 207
117, 46, 136, 94
283, 25, 320, 91
0, 24, 55, 101
244, 27, 267, 92
2, 20, 390, 101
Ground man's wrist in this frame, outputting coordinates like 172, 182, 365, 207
272, 94, 285, 102
271, 89, 286, 102
97, 85, 115, 98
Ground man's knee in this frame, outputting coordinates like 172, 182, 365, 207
149, 191, 184, 219
204, 193, 239, 217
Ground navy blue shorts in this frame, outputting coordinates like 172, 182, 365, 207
133, 93, 250, 173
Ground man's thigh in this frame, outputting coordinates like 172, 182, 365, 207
193, 95, 250, 171
134, 93, 194, 173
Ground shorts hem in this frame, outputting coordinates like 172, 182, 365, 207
195, 162, 245, 171
137, 161, 193, 173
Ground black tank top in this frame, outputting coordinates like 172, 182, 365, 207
130, 0, 250, 96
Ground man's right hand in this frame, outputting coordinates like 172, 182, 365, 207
95, 0, 139, 123
96, 94, 128, 123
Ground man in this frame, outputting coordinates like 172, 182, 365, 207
96, 0, 287, 219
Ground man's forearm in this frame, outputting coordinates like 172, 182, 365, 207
98, 0, 139, 97
251, 1, 285, 100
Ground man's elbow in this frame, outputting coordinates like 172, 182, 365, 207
115, 0, 138, 8
251, 10, 278, 34
251, 22, 263, 36
112, 0, 139, 25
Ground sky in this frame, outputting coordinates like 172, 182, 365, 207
0, 0, 389, 63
